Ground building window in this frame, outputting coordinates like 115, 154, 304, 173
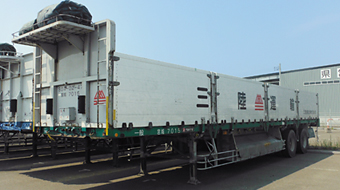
304, 80, 340, 86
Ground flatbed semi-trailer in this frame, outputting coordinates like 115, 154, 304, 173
12, 2, 318, 184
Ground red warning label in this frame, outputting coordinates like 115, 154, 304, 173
94, 90, 106, 105
255, 94, 263, 111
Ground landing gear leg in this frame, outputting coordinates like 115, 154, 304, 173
4, 132, 9, 154
188, 134, 200, 185
84, 136, 92, 164
112, 138, 119, 167
32, 132, 38, 157
139, 137, 148, 176
51, 138, 58, 159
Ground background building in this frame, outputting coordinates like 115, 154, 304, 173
246, 64, 340, 127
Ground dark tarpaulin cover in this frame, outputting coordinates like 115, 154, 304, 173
36, 0, 92, 27
0, 43, 16, 56
18, 0, 92, 35
19, 19, 37, 35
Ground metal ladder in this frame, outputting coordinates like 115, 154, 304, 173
197, 134, 240, 170
197, 148, 239, 170
96, 23, 107, 128
33, 47, 42, 131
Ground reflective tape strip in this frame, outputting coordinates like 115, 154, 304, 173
33, 102, 35, 132
106, 96, 109, 136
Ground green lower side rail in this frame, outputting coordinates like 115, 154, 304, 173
36, 118, 319, 139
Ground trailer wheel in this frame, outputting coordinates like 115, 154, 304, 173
297, 127, 308, 154
283, 129, 297, 158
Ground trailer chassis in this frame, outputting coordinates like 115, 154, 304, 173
34, 117, 317, 183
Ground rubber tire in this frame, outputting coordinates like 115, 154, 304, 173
297, 127, 308, 154
283, 129, 297, 158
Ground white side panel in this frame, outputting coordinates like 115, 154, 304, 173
20, 98, 33, 122
114, 53, 211, 128
298, 91, 318, 119
41, 88, 52, 126
217, 74, 265, 122
11, 64, 20, 76
55, 83, 83, 125
1, 80, 10, 101
22, 75, 33, 98
11, 78, 20, 99
41, 51, 55, 84
22, 54, 34, 75
2, 66, 10, 79
268, 85, 296, 120
1, 100, 10, 122
0, 77, 32, 122
57, 41, 85, 81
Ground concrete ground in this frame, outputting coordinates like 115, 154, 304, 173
0, 150, 339, 190
0, 128, 338, 190
309, 127, 340, 148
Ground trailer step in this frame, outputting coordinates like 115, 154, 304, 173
197, 149, 238, 170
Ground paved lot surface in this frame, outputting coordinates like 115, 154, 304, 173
0, 148, 339, 190
0, 128, 338, 190
310, 126, 340, 142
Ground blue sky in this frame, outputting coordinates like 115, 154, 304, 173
1, 0, 340, 77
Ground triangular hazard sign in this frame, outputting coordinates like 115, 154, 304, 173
95, 90, 106, 99
94, 90, 106, 105
255, 94, 263, 104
